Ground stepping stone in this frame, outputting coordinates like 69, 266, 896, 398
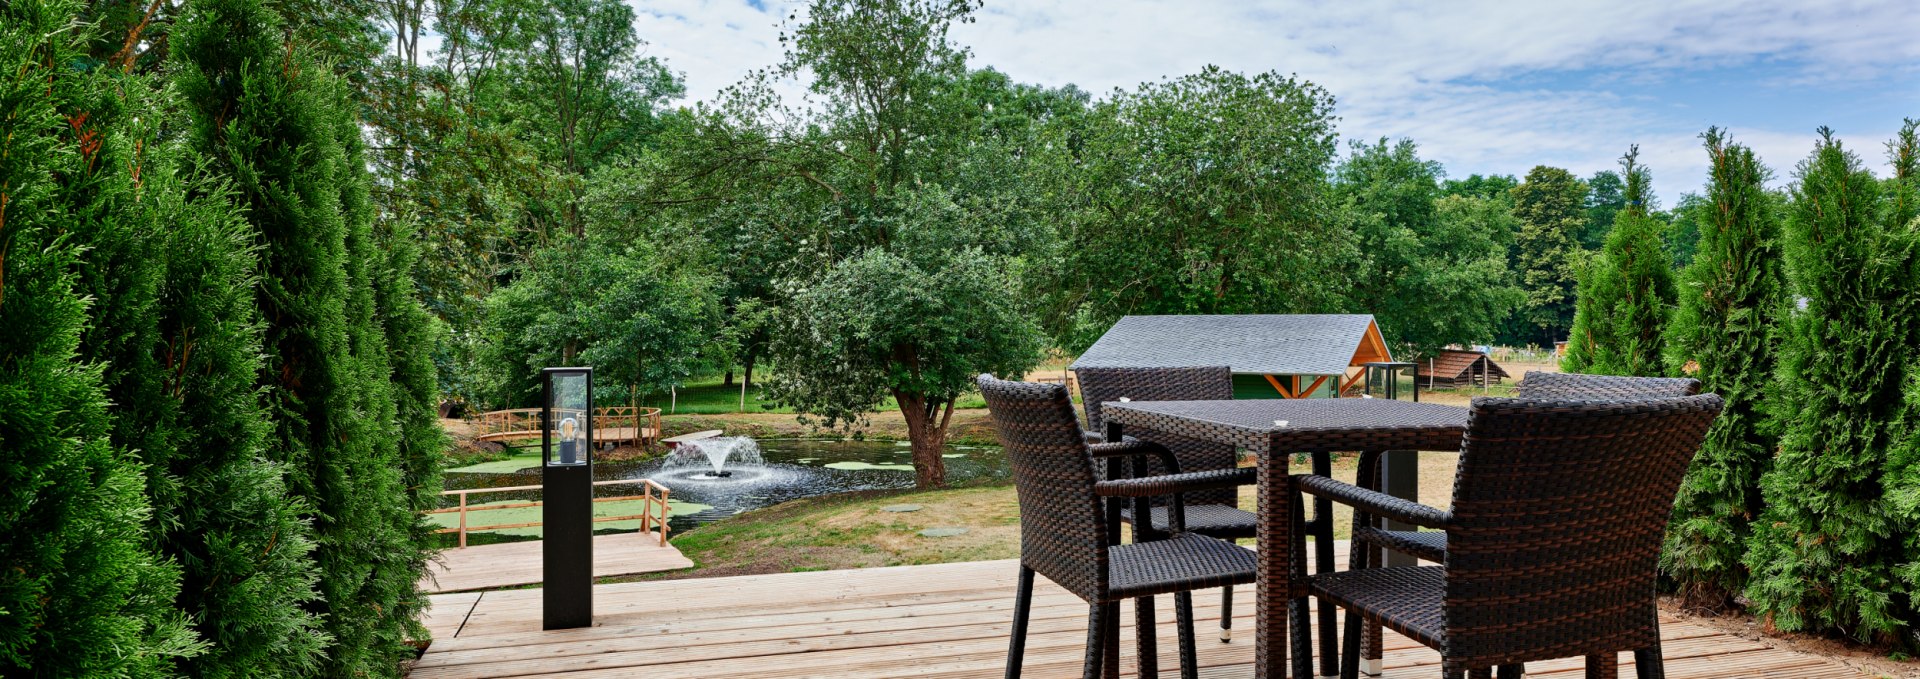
881, 504, 924, 513
919, 527, 968, 538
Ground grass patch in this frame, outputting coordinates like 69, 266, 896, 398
605, 450, 1460, 583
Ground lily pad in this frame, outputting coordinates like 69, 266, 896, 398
445, 450, 543, 474
919, 527, 969, 538
880, 504, 924, 513
823, 461, 914, 471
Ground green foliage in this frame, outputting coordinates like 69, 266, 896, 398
1043, 65, 1347, 350
478, 237, 723, 407
374, 216, 450, 515
1510, 165, 1590, 345
767, 246, 1044, 488
1563, 147, 1677, 376
1582, 169, 1626, 249
0, 2, 199, 673
1663, 193, 1709, 269
1661, 129, 1787, 606
1744, 127, 1918, 641
55, 17, 330, 674
1332, 138, 1520, 357
172, 0, 429, 672
1442, 173, 1520, 201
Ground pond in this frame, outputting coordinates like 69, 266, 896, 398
434, 438, 1007, 547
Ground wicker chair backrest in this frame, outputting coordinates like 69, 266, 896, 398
976, 374, 1109, 602
1076, 366, 1238, 508
1443, 394, 1722, 667
1515, 371, 1701, 400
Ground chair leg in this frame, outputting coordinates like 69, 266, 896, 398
1175, 591, 1198, 679
1353, 452, 1384, 677
1219, 585, 1233, 642
1006, 566, 1034, 679
1496, 664, 1524, 679
1104, 601, 1121, 679
1339, 609, 1361, 679
1135, 596, 1158, 679
1585, 653, 1618, 678
1083, 603, 1105, 679
1634, 646, 1665, 679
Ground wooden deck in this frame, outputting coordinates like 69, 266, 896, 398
421, 533, 693, 593
411, 549, 1867, 678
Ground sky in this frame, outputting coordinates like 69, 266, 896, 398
631, 0, 1920, 203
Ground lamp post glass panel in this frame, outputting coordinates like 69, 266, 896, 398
542, 367, 593, 630
545, 370, 592, 466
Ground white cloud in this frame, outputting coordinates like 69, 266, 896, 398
637, 0, 1920, 200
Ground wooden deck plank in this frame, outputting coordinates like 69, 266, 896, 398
410, 555, 1868, 679
421, 533, 692, 594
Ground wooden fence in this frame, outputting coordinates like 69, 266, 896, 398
426, 478, 673, 548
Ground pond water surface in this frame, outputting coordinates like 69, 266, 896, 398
435, 438, 1006, 546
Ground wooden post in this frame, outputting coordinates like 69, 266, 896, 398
458, 492, 469, 549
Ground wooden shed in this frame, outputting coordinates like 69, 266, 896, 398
1415, 349, 1510, 389
1070, 314, 1394, 399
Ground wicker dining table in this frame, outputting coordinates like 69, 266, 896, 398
1098, 398, 1469, 679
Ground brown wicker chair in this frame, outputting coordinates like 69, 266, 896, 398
1301, 394, 1723, 679
978, 374, 1258, 679
1346, 372, 1704, 675
1077, 366, 1256, 644
1514, 372, 1703, 400
1355, 372, 1703, 564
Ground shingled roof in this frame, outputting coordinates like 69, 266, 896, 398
1070, 314, 1391, 376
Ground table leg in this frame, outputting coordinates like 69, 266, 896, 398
1255, 448, 1289, 679
1314, 451, 1337, 677
1381, 450, 1418, 568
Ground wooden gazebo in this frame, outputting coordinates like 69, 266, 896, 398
1070, 314, 1394, 399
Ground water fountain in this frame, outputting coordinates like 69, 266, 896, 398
669, 437, 766, 479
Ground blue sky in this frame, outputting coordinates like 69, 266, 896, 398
631, 0, 1920, 202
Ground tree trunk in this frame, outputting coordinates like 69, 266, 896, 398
894, 390, 951, 489
722, 370, 734, 387
742, 352, 757, 390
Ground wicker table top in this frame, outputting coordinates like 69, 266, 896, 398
1098, 398, 1468, 454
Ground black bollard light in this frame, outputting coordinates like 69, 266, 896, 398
542, 367, 593, 630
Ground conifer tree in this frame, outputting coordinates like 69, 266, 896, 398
172, 0, 428, 671
1661, 128, 1787, 607
1745, 129, 1917, 640
375, 215, 450, 516
0, 2, 198, 673
1562, 147, 1677, 375
55, 9, 330, 673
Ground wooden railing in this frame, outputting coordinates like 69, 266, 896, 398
472, 406, 663, 445
427, 478, 673, 548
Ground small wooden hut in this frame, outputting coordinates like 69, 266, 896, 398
1415, 349, 1510, 389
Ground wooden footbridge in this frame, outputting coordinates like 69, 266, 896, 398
473, 406, 663, 447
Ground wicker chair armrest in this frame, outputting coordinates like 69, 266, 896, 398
1293, 474, 1451, 529
1087, 438, 1181, 474
1093, 468, 1252, 498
